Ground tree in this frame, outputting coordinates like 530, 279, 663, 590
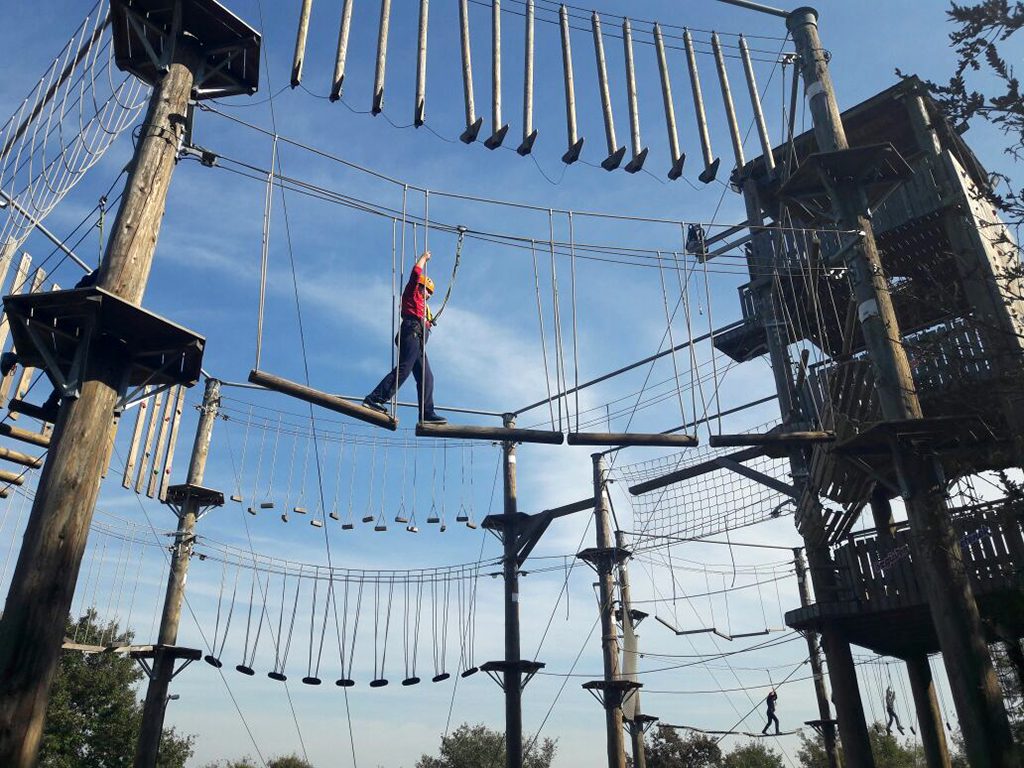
415, 722, 556, 768
796, 723, 926, 768
38, 610, 194, 768
642, 726, 722, 768
723, 741, 785, 768
202, 757, 313, 768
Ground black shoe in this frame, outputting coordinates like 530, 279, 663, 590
40, 394, 60, 423
362, 396, 387, 414
421, 412, 447, 425
0, 352, 17, 377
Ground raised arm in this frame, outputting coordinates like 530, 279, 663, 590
414, 250, 432, 271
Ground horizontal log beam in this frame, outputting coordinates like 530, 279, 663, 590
0, 445, 42, 469
0, 468, 26, 486
415, 422, 564, 445
628, 445, 766, 495
708, 431, 834, 447
248, 369, 397, 431
0, 422, 50, 448
567, 432, 698, 447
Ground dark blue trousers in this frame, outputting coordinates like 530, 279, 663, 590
368, 317, 435, 415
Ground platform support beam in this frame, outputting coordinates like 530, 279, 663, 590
0, 40, 202, 768
795, 549, 841, 768
135, 378, 220, 767
788, 10, 1016, 766
906, 654, 951, 768
593, 454, 626, 768
741, 163, 874, 766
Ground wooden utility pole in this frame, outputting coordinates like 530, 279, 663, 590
905, 654, 952, 768
787, 9, 1017, 766
794, 549, 841, 768
590, 454, 626, 768
741, 175, 873, 768
135, 378, 222, 767
616, 530, 647, 768
503, 415, 524, 768
0, 40, 202, 767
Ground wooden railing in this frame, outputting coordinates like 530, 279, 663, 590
829, 499, 1024, 612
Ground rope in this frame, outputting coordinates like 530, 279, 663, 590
254, 137, 277, 370
530, 239, 557, 430
429, 226, 465, 326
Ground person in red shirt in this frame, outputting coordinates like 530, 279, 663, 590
363, 251, 447, 424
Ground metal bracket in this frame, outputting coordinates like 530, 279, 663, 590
14, 313, 92, 399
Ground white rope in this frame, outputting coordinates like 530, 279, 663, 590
255, 136, 278, 369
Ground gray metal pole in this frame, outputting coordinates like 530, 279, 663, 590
135, 378, 221, 767
593, 454, 626, 768
739, 36, 775, 174
795, 549, 841, 768
788, 10, 1016, 765
503, 415, 523, 768
617, 530, 646, 768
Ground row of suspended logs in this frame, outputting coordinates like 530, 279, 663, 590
196, 551, 485, 688
287, 0, 788, 181
222, 407, 489, 532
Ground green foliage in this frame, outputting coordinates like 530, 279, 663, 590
642, 726, 722, 768
37, 610, 194, 768
415, 722, 556, 768
202, 757, 313, 768
796, 723, 927, 768
722, 741, 785, 768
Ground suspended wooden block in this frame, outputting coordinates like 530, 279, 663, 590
330, 0, 356, 100
566, 432, 698, 448
416, 422, 564, 445
101, 413, 119, 480
158, 385, 186, 501
371, 0, 392, 114
336, 677, 355, 687
135, 389, 165, 493
558, 5, 584, 164
290, 0, 314, 88
683, 29, 720, 184
7, 268, 47, 417
739, 35, 775, 174
516, 0, 537, 155
402, 676, 421, 686
302, 676, 322, 685
248, 369, 398, 430
414, 0, 429, 126
621, 18, 647, 174
369, 678, 389, 687
431, 672, 450, 683
484, 0, 509, 149
236, 664, 255, 676
123, 387, 151, 488
0, 254, 35, 409
712, 32, 745, 171
147, 387, 175, 498
268, 671, 287, 682
591, 13, 625, 171
457, 0, 483, 142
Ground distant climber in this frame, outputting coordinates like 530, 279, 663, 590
762, 689, 780, 735
885, 685, 905, 735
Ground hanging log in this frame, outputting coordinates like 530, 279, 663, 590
621, 19, 647, 174
371, 0, 392, 114
484, 0, 509, 148
414, 0, 429, 126
100, 414, 119, 480
712, 32, 745, 171
158, 385, 186, 501
0, 422, 50, 448
0, 468, 26, 487
591, 13, 625, 170
516, 0, 537, 155
122, 388, 151, 489
291, 0, 314, 88
683, 29, 720, 183
147, 389, 174, 498
249, 369, 398, 430
416, 422, 564, 445
739, 35, 775, 174
559, 5, 584, 164
0, 253, 33, 408
654, 24, 685, 180
136, 389, 164, 493
0, 445, 42, 469
458, 0, 483, 142
330, 0, 356, 100
567, 432, 698, 448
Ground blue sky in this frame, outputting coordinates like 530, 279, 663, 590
0, 1, 1018, 766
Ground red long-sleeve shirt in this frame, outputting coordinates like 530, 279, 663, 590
401, 265, 428, 319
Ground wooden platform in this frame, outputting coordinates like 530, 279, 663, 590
786, 498, 1024, 656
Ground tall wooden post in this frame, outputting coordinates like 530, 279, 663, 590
616, 530, 646, 768
742, 176, 874, 767
905, 654, 952, 768
795, 549, 841, 768
135, 378, 221, 767
788, 10, 1016, 765
0, 41, 202, 768
592, 454, 626, 768
503, 415, 523, 768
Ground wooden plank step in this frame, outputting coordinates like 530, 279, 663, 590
567, 432, 697, 448
0, 422, 49, 448
416, 422, 564, 445
0, 445, 42, 469
249, 369, 398, 431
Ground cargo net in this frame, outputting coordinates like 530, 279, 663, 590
613, 422, 793, 546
